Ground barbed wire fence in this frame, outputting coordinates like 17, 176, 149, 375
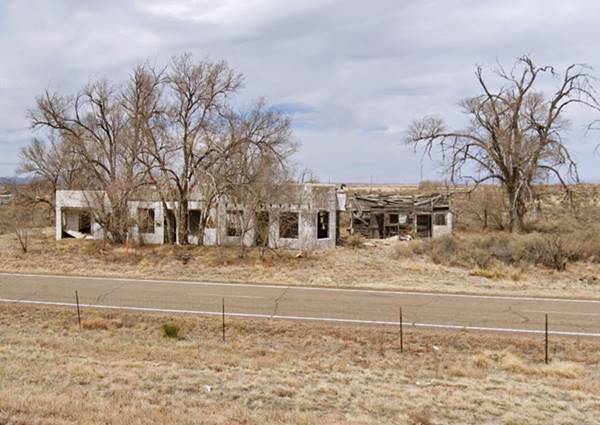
57, 287, 594, 365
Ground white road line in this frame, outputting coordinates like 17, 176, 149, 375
525, 310, 600, 317
1, 298, 599, 338
190, 293, 265, 300
1, 272, 599, 304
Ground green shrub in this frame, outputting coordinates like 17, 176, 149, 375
162, 322, 181, 339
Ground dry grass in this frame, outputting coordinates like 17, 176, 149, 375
3, 183, 600, 300
0, 304, 599, 424
2, 229, 600, 299
392, 230, 600, 272
81, 317, 123, 330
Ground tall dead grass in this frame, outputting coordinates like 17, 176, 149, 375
4, 225, 600, 298
393, 226, 600, 271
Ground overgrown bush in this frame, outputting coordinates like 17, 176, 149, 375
162, 322, 181, 339
346, 234, 366, 249
393, 241, 420, 258
392, 227, 600, 271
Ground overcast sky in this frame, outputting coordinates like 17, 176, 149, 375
1, 0, 600, 183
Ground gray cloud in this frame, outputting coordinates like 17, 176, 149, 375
1, 0, 600, 182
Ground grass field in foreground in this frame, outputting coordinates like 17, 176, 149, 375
0, 304, 599, 424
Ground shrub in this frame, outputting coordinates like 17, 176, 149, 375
82, 317, 123, 330
426, 235, 458, 265
346, 234, 365, 249
395, 229, 600, 272
83, 240, 107, 256
407, 410, 434, 425
162, 322, 181, 339
391, 240, 423, 258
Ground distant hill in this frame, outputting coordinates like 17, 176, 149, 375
0, 176, 32, 185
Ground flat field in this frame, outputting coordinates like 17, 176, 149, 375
0, 304, 599, 424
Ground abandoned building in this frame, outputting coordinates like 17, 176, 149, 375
348, 193, 452, 239
55, 184, 346, 250
0, 191, 13, 206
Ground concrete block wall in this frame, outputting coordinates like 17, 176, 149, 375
55, 191, 106, 240
128, 200, 164, 245
432, 212, 453, 238
269, 185, 337, 251
56, 184, 341, 250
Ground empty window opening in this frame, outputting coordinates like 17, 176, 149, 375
79, 211, 92, 234
63, 209, 92, 238
416, 214, 432, 238
317, 211, 329, 239
138, 208, 155, 234
280, 212, 299, 239
227, 210, 243, 237
189, 210, 201, 234
389, 213, 399, 225
434, 213, 447, 226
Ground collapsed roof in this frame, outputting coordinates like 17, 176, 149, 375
348, 193, 451, 239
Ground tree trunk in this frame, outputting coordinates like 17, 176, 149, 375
177, 199, 189, 246
483, 208, 488, 230
102, 193, 130, 244
505, 184, 526, 233
197, 222, 205, 246
197, 203, 214, 247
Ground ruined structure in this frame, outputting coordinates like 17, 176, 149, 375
0, 191, 13, 206
55, 184, 346, 250
348, 193, 452, 239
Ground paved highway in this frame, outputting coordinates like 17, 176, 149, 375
1, 272, 599, 337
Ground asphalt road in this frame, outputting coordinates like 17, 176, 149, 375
1, 272, 599, 337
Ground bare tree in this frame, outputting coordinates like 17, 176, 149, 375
25, 52, 296, 248
17, 134, 87, 207
12, 207, 31, 253
451, 185, 507, 231
211, 100, 296, 256
137, 54, 243, 244
0, 198, 41, 253
406, 56, 599, 232
29, 78, 147, 243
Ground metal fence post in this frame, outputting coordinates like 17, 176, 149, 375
399, 306, 404, 353
545, 313, 549, 364
75, 290, 81, 330
222, 298, 225, 343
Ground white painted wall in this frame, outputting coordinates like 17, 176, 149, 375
186, 207, 218, 246
432, 212, 453, 238
55, 184, 342, 250
269, 185, 338, 250
56, 191, 106, 240
129, 201, 164, 245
